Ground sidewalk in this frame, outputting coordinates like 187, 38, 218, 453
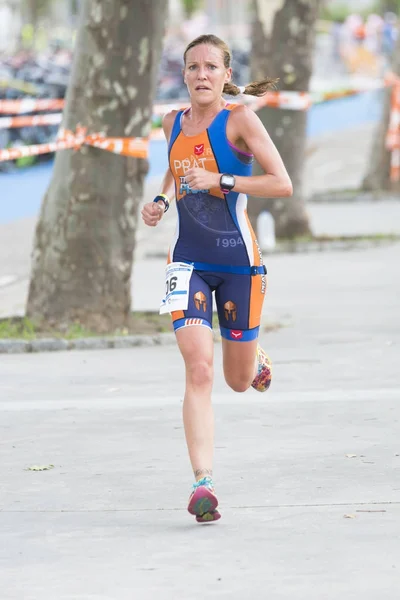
1, 238, 399, 599
1, 120, 399, 597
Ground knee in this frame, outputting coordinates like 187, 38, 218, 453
186, 360, 213, 389
225, 374, 251, 393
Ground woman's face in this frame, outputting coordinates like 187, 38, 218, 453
183, 44, 232, 104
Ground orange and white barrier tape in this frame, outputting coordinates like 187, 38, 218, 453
1, 79, 399, 173
247, 90, 312, 111
0, 85, 388, 120
153, 91, 312, 115
385, 73, 400, 183
0, 99, 65, 114
0, 92, 310, 118
0, 136, 77, 162
0, 88, 377, 132
0, 125, 148, 162
0, 113, 62, 129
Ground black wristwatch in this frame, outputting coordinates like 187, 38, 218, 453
220, 173, 236, 194
153, 194, 170, 213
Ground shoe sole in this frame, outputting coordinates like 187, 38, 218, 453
187, 487, 218, 516
196, 510, 221, 523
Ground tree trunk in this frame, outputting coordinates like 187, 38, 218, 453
248, 0, 320, 239
26, 0, 167, 332
362, 31, 400, 193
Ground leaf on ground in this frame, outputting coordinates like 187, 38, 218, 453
343, 514, 356, 519
26, 464, 55, 471
345, 454, 357, 458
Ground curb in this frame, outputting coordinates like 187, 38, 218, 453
0, 332, 176, 355
0, 330, 222, 355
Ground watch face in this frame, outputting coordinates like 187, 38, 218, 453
221, 174, 235, 189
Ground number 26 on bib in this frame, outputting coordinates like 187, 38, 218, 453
159, 262, 194, 315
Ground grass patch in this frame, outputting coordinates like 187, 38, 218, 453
0, 312, 282, 340
0, 317, 37, 340
0, 312, 173, 340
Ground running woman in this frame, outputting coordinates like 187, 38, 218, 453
142, 34, 292, 523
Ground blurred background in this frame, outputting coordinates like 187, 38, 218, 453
0, 0, 399, 224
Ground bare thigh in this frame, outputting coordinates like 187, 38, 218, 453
176, 325, 214, 386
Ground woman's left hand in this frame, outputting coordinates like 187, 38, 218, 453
185, 167, 220, 191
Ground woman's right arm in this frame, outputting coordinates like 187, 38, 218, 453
158, 111, 177, 199
158, 162, 175, 200
141, 110, 178, 227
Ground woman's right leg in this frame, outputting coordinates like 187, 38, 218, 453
175, 325, 220, 522
175, 325, 215, 481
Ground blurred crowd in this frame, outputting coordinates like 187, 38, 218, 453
0, 43, 71, 99
0, 36, 249, 104
0, 25, 249, 164
0, 10, 398, 172
0, 42, 72, 166
330, 12, 398, 76
1, 11, 398, 105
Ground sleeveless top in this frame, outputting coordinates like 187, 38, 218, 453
167, 103, 263, 269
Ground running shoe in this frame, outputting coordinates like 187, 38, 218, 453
251, 344, 272, 392
187, 476, 220, 522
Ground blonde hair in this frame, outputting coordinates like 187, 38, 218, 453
183, 34, 278, 97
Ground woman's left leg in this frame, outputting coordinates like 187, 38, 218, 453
222, 338, 272, 393
222, 338, 258, 392
216, 272, 271, 393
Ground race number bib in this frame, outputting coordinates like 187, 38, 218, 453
159, 262, 194, 315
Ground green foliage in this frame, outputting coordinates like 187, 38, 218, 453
319, 2, 352, 23
0, 313, 174, 340
378, 0, 400, 14
181, 0, 204, 18
0, 317, 96, 340
22, 0, 54, 20
319, 0, 400, 21
0, 317, 37, 340
368, 0, 400, 15
62, 322, 99, 339
16, 154, 36, 168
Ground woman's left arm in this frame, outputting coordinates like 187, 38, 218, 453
229, 105, 293, 198
185, 105, 293, 197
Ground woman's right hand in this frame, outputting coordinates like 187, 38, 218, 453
141, 201, 164, 227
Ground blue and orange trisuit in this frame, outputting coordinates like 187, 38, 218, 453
167, 103, 267, 342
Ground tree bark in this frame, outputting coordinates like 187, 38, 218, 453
362, 31, 400, 193
26, 0, 167, 332
248, 0, 320, 238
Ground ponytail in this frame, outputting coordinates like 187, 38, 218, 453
223, 77, 279, 97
